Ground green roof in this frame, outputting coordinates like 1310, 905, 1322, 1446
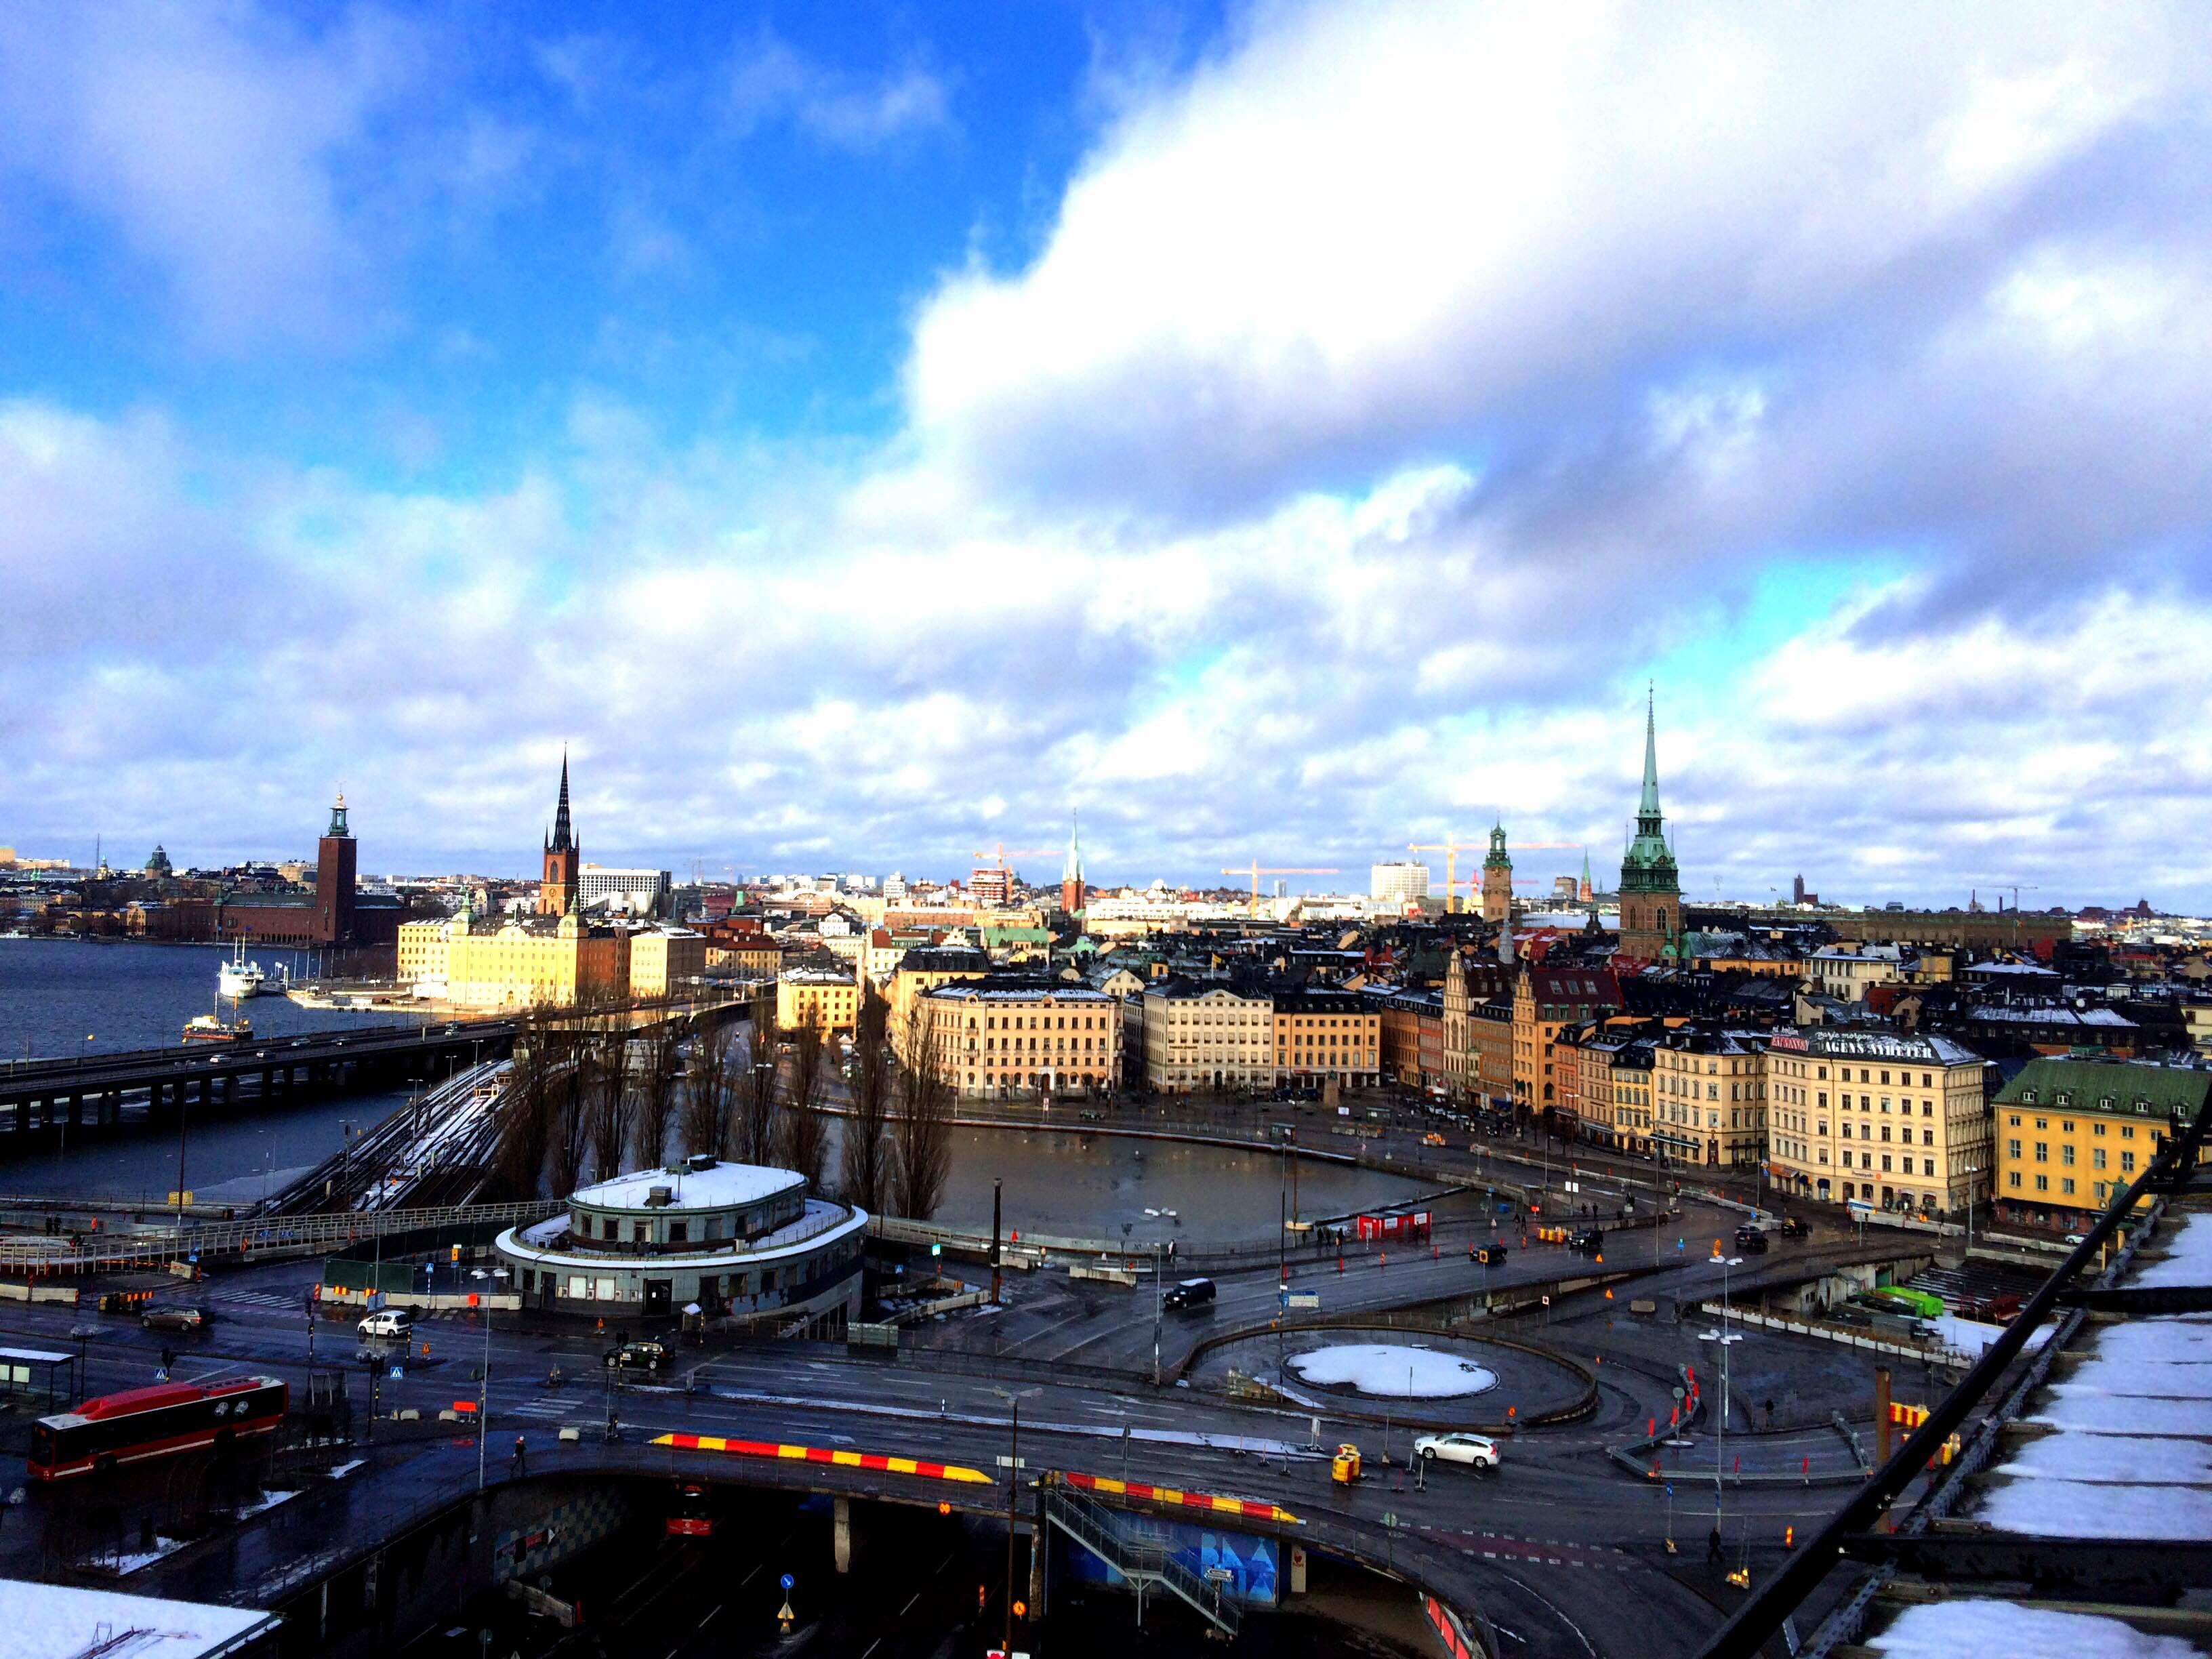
1994, 1058, 2211, 1122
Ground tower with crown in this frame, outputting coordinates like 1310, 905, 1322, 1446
1617, 693, 1681, 961
1059, 812, 1086, 918
539, 754, 580, 917
1479, 823, 1513, 924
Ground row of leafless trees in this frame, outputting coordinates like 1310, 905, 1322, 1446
487, 983, 957, 1219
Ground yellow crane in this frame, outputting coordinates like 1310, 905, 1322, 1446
1410, 837, 1584, 912
1221, 861, 1339, 918
972, 843, 1057, 870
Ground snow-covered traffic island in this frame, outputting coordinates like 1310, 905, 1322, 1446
1288, 1343, 1497, 1399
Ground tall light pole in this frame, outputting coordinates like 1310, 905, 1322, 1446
1701, 1252, 1744, 1519
987, 1385, 1040, 1659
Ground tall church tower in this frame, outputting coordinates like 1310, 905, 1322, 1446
1616, 693, 1681, 960
539, 754, 580, 917
1479, 823, 1514, 924
1059, 812, 1086, 918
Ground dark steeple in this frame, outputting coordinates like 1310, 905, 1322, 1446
550, 752, 575, 854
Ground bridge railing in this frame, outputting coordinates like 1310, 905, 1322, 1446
0, 1199, 562, 1276
1043, 1483, 1240, 1635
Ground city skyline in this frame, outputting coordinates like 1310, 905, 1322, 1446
5, 5, 2211, 905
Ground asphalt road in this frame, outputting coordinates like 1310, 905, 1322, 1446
0, 1214, 1938, 1659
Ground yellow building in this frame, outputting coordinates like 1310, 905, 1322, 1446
703, 937, 781, 979
1652, 1029, 1767, 1170
777, 968, 860, 1036
1510, 965, 1622, 1114
398, 916, 449, 987
923, 981, 1122, 1098
888, 945, 991, 1038
1766, 1031, 1989, 1216
1992, 1058, 2210, 1233
442, 903, 628, 1011
1141, 982, 1273, 1093
1272, 991, 1380, 1088
629, 928, 707, 1000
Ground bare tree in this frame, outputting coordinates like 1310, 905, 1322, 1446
632, 1019, 683, 1170
779, 1010, 830, 1189
682, 1023, 738, 1158
490, 1017, 552, 1198
840, 983, 893, 1213
892, 1002, 953, 1219
584, 1012, 636, 1182
737, 989, 781, 1166
546, 1058, 588, 1198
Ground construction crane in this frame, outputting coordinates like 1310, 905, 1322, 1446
1222, 861, 1339, 918
972, 843, 1057, 870
1408, 836, 1472, 914
1967, 880, 2041, 912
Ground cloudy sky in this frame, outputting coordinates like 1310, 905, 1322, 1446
3, 3, 2208, 909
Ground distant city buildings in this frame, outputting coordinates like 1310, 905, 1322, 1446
1370, 860, 1430, 905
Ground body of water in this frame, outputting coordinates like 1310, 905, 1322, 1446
1, 942, 1433, 1240
0, 937, 419, 1060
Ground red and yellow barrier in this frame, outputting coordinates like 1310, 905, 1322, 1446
1063, 1470, 1300, 1526
651, 1432, 991, 1485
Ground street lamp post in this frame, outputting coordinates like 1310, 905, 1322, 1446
987, 1385, 1040, 1659
1701, 1252, 1745, 1519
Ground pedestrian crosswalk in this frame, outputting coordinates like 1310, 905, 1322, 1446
511, 1397, 574, 1419
211, 1289, 305, 1313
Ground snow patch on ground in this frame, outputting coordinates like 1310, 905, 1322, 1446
2131, 1214, 2212, 1290
1996, 1435, 2212, 1486
1872, 1599, 2198, 1658
1978, 1478, 2212, 1541
2030, 1388, 2212, 1437
2093, 1316, 2212, 1364
1925, 1314, 2050, 1359
1286, 1343, 1496, 1399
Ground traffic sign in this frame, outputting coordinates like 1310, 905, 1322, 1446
389, 1366, 404, 1380
780, 1573, 794, 1592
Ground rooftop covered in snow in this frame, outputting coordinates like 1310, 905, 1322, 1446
0, 1579, 279, 1659
568, 1158, 805, 1214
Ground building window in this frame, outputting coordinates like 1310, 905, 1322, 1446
2008, 1172, 2022, 1189
2034, 1174, 2049, 1192
2033, 1143, 2048, 1163
2060, 1178, 2075, 1195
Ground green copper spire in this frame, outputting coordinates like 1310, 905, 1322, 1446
1620, 689, 1679, 897
1638, 685, 1662, 823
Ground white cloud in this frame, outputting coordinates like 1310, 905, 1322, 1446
5, 4, 2211, 912
726, 27, 950, 152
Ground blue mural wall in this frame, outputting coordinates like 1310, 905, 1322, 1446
1057, 1517, 1280, 1607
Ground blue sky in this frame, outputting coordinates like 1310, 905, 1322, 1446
4, 3, 2210, 909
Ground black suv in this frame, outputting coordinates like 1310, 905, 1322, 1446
1734, 1226, 1771, 1254
1162, 1277, 1216, 1312
1778, 1216, 1809, 1240
1566, 1228, 1604, 1255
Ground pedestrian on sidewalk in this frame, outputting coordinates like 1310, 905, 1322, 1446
1707, 1525, 1723, 1568
512, 1434, 526, 1474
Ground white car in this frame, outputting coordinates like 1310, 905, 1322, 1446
358, 1309, 415, 1339
1414, 1432, 1500, 1470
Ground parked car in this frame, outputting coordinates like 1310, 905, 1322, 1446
1567, 1227, 1605, 1256
605, 1338, 672, 1372
1414, 1432, 1500, 1471
1162, 1277, 1217, 1313
358, 1309, 416, 1340
141, 1305, 209, 1335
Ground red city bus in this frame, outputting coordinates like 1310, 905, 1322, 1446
28, 1376, 287, 1481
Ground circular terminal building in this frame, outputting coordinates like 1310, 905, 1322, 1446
495, 1152, 866, 1334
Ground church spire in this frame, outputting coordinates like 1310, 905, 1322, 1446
550, 751, 575, 854
1638, 683, 1662, 823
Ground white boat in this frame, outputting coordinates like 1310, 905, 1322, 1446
1144, 1208, 1161, 1217
218, 941, 283, 999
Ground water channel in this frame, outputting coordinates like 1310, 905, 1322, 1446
0, 939, 1433, 1235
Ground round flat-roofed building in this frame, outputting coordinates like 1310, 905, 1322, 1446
496, 1153, 865, 1333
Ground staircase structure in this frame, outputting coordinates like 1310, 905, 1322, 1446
1042, 1483, 1242, 1637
